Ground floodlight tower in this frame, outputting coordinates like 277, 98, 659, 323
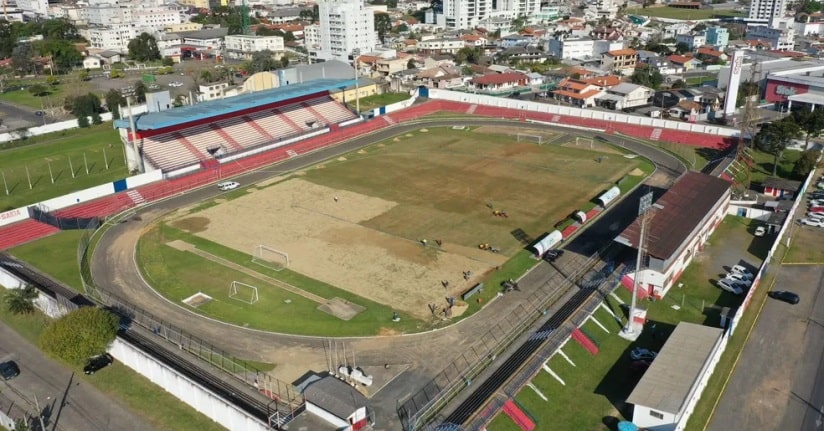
620, 191, 658, 341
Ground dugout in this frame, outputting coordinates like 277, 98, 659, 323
597, 186, 621, 207
529, 230, 563, 257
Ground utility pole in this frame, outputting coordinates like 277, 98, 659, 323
33, 394, 47, 431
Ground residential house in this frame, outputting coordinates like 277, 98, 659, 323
695, 47, 728, 64
415, 65, 464, 88
596, 82, 654, 110
552, 78, 604, 107
417, 38, 465, 54
469, 72, 529, 94
547, 37, 594, 60
496, 46, 550, 63
82, 55, 103, 69
500, 35, 529, 49
661, 22, 693, 39
641, 55, 685, 76
601, 48, 638, 76
590, 26, 624, 41
746, 26, 795, 51
198, 82, 239, 102
375, 57, 408, 76
668, 55, 700, 71
675, 33, 707, 51
461, 34, 488, 47
668, 100, 703, 121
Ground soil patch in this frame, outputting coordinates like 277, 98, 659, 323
629, 167, 645, 176
317, 297, 366, 320
171, 216, 210, 233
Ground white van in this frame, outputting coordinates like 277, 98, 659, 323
217, 181, 240, 191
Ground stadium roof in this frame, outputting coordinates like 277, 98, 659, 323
115, 79, 356, 131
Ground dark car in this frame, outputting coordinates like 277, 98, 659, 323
630, 360, 651, 373
543, 249, 564, 262
0, 361, 20, 380
83, 354, 113, 375
768, 290, 800, 304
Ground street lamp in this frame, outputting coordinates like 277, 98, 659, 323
352, 48, 361, 116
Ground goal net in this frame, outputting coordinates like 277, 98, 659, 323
576, 137, 594, 148
252, 244, 289, 272
229, 281, 259, 304
516, 133, 543, 144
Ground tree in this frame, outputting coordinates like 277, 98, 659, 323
28, 84, 49, 97
387, 0, 398, 7
375, 12, 392, 43
133, 81, 147, 103
200, 69, 213, 83
3, 285, 38, 315
79, 69, 89, 81
754, 118, 802, 176
161, 57, 174, 67
407, 58, 416, 69
792, 108, 824, 146
631, 64, 663, 89
104, 89, 126, 120
35, 39, 82, 73
793, 149, 821, 178
244, 50, 279, 73
670, 79, 686, 89
455, 46, 482, 64
674, 42, 690, 54
280, 56, 290, 68
40, 307, 118, 366
14, 418, 31, 431
11, 43, 36, 76
127, 33, 161, 62
46, 75, 59, 86
70, 92, 103, 127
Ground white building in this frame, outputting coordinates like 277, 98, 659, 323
224, 35, 285, 59
547, 37, 594, 60
675, 33, 706, 51
429, 0, 540, 30
15, 0, 48, 16
313, 0, 377, 62
83, 6, 181, 29
83, 25, 140, 52
748, 0, 787, 23
417, 38, 465, 53
746, 25, 794, 51
304, 24, 321, 51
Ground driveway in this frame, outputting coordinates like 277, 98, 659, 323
0, 321, 153, 431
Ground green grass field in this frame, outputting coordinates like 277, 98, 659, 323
356, 92, 412, 112
0, 124, 127, 211
624, 7, 745, 20
0, 295, 226, 431
490, 216, 764, 431
0, 80, 92, 110
10, 229, 86, 290
136, 127, 648, 336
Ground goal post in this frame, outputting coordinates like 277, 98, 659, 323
252, 244, 289, 272
516, 133, 543, 145
229, 281, 259, 304
575, 137, 594, 149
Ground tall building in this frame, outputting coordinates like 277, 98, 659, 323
313, 0, 376, 62
430, 0, 540, 29
748, 0, 786, 23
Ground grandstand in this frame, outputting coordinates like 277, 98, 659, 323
114, 79, 359, 174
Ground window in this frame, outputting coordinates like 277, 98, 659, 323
650, 410, 664, 420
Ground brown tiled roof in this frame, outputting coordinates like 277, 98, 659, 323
616, 172, 730, 260
696, 47, 723, 57
553, 88, 602, 99
585, 75, 621, 87
606, 48, 637, 57
668, 55, 695, 64
472, 72, 527, 85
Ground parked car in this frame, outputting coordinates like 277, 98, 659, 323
768, 290, 800, 304
800, 218, 824, 227
807, 213, 824, 221
83, 354, 113, 375
0, 361, 20, 380
717, 279, 744, 295
726, 270, 753, 281
725, 273, 753, 286
217, 181, 240, 191
754, 226, 766, 237
630, 347, 657, 361
543, 249, 564, 262
810, 207, 824, 214
630, 360, 652, 373
730, 265, 752, 277
809, 200, 824, 207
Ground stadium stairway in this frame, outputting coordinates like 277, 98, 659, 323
0, 219, 61, 250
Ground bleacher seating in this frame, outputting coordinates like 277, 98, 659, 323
140, 96, 356, 172
0, 219, 61, 250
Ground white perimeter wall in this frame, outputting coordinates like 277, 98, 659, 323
0, 105, 148, 144
426, 89, 741, 137
109, 337, 270, 431
0, 267, 71, 318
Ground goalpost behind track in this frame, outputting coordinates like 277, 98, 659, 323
229, 281, 259, 304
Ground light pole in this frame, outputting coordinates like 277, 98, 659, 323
621, 191, 658, 341
352, 48, 361, 116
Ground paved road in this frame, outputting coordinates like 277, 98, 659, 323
0, 321, 153, 431
0, 101, 51, 131
707, 264, 824, 431
88, 119, 684, 429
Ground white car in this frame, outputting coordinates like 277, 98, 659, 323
800, 218, 824, 227
807, 213, 824, 221
717, 279, 744, 295
217, 181, 240, 191
730, 265, 752, 277
725, 273, 753, 286
809, 199, 824, 207
754, 226, 766, 237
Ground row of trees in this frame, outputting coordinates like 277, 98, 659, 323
754, 109, 824, 177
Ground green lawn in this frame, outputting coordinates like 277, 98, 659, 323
356, 92, 412, 112
0, 124, 127, 211
0, 80, 92, 111
0, 297, 225, 431
746, 148, 803, 186
10, 230, 87, 291
624, 7, 745, 20
489, 215, 765, 431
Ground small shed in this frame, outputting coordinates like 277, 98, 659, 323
762, 176, 801, 199
303, 375, 370, 431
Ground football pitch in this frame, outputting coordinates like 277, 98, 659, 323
0, 125, 127, 211
137, 126, 650, 336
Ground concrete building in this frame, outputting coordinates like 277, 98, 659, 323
705, 26, 730, 48
748, 0, 787, 23
601, 48, 638, 76
83, 25, 140, 51
745, 25, 794, 51
547, 37, 593, 60
224, 35, 285, 59
313, 0, 377, 62
675, 33, 706, 51
428, 0, 540, 29
596, 82, 653, 110
14, 0, 48, 17
614, 172, 731, 299
417, 38, 465, 54
627, 323, 724, 431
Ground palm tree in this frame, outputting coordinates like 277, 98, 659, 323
4, 285, 38, 315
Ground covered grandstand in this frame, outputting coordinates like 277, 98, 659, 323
114, 79, 359, 175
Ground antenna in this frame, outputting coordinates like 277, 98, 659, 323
240, 0, 251, 35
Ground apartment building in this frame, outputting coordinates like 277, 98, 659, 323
313, 0, 377, 62
224, 35, 285, 59
601, 48, 638, 76
83, 25, 140, 51
748, 0, 787, 22
428, 0, 540, 30
675, 33, 706, 51
746, 25, 795, 50
705, 26, 729, 48
15, 0, 48, 17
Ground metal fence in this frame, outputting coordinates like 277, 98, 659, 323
398, 250, 605, 431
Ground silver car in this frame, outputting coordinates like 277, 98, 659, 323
717, 279, 744, 295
